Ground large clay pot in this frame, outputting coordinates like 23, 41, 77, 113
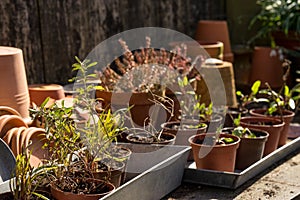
0, 46, 30, 121
0, 106, 21, 117
28, 84, 65, 106
50, 179, 115, 200
240, 116, 284, 156
249, 108, 294, 147
222, 127, 269, 170
249, 46, 284, 89
189, 133, 240, 172
195, 20, 234, 62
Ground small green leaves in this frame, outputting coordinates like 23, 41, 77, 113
251, 80, 261, 95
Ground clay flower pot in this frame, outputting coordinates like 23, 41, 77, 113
240, 116, 284, 156
249, 46, 284, 89
96, 90, 158, 128
195, 20, 234, 62
0, 115, 28, 138
50, 178, 115, 200
223, 106, 248, 128
222, 127, 269, 170
189, 133, 240, 172
161, 121, 207, 160
0, 46, 30, 120
249, 108, 295, 147
11, 126, 27, 156
28, 84, 65, 106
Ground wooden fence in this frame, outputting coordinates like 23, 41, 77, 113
0, 0, 225, 85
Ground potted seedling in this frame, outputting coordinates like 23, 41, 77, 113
222, 116, 269, 170
188, 128, 240, 172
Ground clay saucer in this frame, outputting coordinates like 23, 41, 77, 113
0, 115, 28, 138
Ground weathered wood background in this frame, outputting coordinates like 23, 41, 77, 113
0, 0, 225, 85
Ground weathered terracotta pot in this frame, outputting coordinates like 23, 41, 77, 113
50, 179, 115, 200
28, 84, 65, 106
189, 133, 240, 172
240, 116, 284, 156
249, 108, 295, 147
195, 20, 233, 62
0, 46, 30, 121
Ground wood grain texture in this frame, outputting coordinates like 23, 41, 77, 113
0, 0, 225, 84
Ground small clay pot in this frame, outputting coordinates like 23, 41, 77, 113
28, 84, 65, 106
240, 116, 285, 156
189, 133, 240, 172
249, 108, 294, 147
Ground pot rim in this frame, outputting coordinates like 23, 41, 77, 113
240, 116, 285, 128
188, 133, 240, 148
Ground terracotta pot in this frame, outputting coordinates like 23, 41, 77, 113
93, 161, 125, 188
189, 133, 240, 172
50, 179, 115, 200
126, 131, 176, 145
200, 114, 223, 133
20, 127, 48, 167
161, 121, 207, 160
249, 46, 284, 89
28, 84, 65, 106
222, 127, 269, 170
240, 116, 284, 156
169, 40, 224, 60
0, 106, 21, 117
249, 108, 295, 147
223, 106, 248, 127
2, 127, 18, 147
195, 20, 234, 62
96, 90, 158, 128
0, 115, 28, 138
161, 121, 207, 145
0, 46, 30, 120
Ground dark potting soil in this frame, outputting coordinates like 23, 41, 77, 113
128, 133, 172, 144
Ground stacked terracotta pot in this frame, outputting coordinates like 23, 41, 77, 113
0, 106, 48, 167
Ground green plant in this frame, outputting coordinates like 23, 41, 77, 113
11, 147, 55, 200
176, 76, 213, 121
249, 0, 300, 47
232, 126, 256, 138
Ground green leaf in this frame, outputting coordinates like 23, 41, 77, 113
183, 76, 189, 86
236, 91, 242, 96
40, 97, 50, 108
251, 80, 261, 95
289, 98, 296, 110
284, 85, 290, 97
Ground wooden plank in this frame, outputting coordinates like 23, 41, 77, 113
0, 0, 44, 84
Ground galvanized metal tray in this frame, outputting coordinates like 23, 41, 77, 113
183, 136, 300, 189
101, 144, 191, 200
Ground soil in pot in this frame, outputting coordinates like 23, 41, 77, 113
249, 108, 295, 147
222, 127, 269, 170
51, 178, 115, 200
200, 114, 223, 133
188, 133, 240, 172
126, 131, 175, 145
240, 116, 284, 156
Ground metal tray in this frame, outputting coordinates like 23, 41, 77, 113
102, 144, 191, 200
183, 136, 300, 189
